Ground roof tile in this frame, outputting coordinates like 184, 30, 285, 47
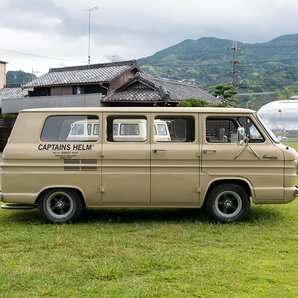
23, 60, 139, 88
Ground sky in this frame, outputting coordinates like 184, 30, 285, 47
1, 0, 298, 76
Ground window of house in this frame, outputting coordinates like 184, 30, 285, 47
154, 116, 195, 142
41, 115, 99, 142
73, 86, 85, 95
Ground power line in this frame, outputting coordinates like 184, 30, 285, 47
0, 47, 85, 64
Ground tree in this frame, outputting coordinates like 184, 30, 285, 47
177, 98, 210, 107
212, 84, 237, 104
177, 98, 227, 107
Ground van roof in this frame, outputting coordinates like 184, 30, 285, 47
21, 107, 255, 114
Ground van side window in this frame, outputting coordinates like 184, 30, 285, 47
106, 116, 147, 142
206, 118, 238, 143
206, 117, 264, 143
238, 117, 264, 143
41, 115, 99, 142
154, 116, 195, 142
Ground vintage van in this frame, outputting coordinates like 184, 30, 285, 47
0, 107, 297, 223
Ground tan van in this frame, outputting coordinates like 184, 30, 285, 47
0, 107, 297, 223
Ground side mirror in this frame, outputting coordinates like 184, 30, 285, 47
237, 127, 247, 146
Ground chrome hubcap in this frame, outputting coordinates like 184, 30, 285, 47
46, 192, 74, 219
215, 190, 242, 218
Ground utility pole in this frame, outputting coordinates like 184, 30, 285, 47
87, 6, 99, 65
231, 41, 239, 87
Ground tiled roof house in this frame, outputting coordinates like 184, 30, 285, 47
23, 60, 141, 97
103, 72, 220, 105
1, 60, 219, 113
0, 87, 29, 111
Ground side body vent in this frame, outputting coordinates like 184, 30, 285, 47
64, 159, 97, 171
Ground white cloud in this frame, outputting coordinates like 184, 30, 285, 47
1, 0, 298, 73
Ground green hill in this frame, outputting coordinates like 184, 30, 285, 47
6, 70, 36, 85
139, 34, 298, 109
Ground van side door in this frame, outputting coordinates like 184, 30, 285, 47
150, 113, 200, 206
201, 114, 284, 202
101, 113, 151, 204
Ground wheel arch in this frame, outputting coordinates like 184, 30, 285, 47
35, 187, 86, 207
203, 179, 253, 207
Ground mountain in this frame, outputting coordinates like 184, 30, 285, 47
6, 70, 36, 85
138, 34, 298, 109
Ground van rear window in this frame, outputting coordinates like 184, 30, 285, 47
41, 115, 99, 142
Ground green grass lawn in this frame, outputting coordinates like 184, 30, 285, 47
0, 144, 298, 297
0, 203, 297, 297
286, 141, 298, 152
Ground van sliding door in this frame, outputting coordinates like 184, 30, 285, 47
150, 113, 200, 206
101, 113, 151, 204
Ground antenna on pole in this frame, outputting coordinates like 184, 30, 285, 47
231, 41, 240, 87
87, 6, 99, 65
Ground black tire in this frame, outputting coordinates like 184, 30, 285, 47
38, 189, 83, 223
205, 183, 250, 223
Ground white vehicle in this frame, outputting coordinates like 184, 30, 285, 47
68, 118, 171, 142
153, 120, 171, 142
67, 120, 99, 141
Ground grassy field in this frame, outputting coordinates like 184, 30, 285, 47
286, 141, 298, 152
0, 143, 298, 297
0, 201, 298, 297
0, 204, 297, 297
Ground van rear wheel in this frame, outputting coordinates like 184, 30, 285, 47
38, 189, 83, 223
205, 184, 250, 223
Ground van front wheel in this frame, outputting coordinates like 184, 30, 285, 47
205, 184, 250, 223
38, 189, 83, 223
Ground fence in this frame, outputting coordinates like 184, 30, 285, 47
0, 117, 16, 151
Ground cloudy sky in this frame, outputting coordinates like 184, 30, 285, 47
1, 0, 298, 75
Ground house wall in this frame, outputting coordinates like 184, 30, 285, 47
0, 61, 7, 89
51, 86, 73, 96
109, 69, 138, 92
2, 93, 103, 114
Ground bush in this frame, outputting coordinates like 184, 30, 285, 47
177, 98, 227, 107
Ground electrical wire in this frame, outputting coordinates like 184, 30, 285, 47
0, 47, 86, 64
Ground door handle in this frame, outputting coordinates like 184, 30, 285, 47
153, 149, 167, 153
203, 150, 216, 154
